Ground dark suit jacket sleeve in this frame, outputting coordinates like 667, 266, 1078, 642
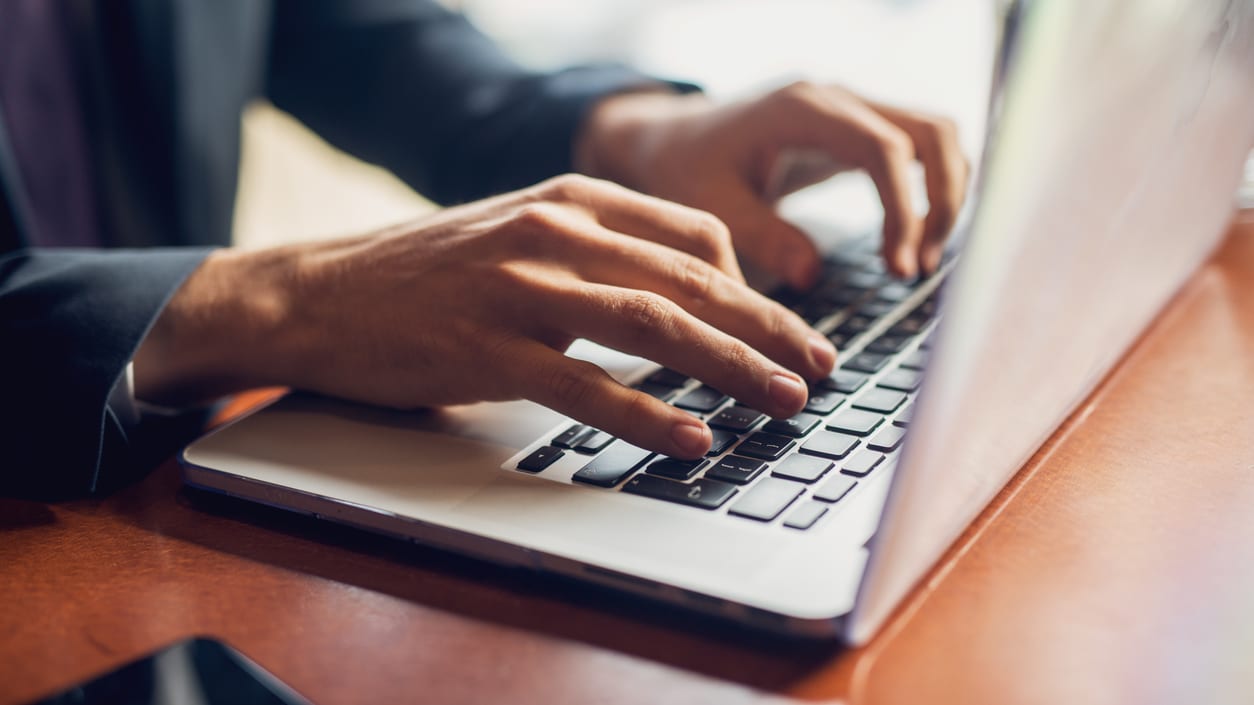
0, 248, 210, 498
266, 0, 695, 205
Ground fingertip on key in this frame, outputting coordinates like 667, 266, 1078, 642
670, 420, 711, 458
768, 372, 807, 414
921, 244, 942, 275
807, 331, 837, 374
894, 249, 918, 280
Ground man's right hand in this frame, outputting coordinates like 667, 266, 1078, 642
133, 175, 837, 459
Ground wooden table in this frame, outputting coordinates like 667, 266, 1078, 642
4, 213, 1253, 705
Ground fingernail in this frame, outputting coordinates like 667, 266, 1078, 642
671, 421, 710, 457
807, 331, 837, 373
768, 373, 807, 411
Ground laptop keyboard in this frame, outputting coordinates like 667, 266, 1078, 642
507, 236, 953, 532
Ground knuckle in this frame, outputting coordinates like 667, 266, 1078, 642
928, 116, 961, 142
541, 173, 599, 202
690, 212, 733, 259
718, 340, 759, 377
767, 303, 799, 340
618, 292, 676, 336
618, 391, 659, 435
672, 256, 718, 306
779, 79, 822, 103
545, 364, 596, 410
870, 126, 914, 162
511, 202, 566, 233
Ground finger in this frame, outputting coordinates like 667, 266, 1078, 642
547, 223, 834, 378
769, 85, 925, 278
867, 103, 969, 273
529, 174, 744, 281
530, 283, 810, 420
508, 339, 714, 459
719, 182, 825, 290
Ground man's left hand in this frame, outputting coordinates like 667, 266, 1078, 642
576, 81, 970, 288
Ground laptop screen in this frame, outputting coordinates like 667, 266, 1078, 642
853, 0, 1254, 643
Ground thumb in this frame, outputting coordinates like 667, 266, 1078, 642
728, 198, 822, 290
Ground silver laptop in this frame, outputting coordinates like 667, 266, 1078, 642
182, 0, 1254, 644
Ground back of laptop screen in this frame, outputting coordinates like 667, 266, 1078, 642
850, 0, 1254, 644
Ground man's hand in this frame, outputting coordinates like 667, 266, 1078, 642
576, 81, 970, 286
134, 175, 836, 459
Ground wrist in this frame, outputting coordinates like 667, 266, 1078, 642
575, 89, 709, 192
133, 245, 304, 406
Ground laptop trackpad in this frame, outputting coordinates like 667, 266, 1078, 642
185, 393, 564, 510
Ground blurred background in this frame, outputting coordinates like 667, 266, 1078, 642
232, 0, 1001, 250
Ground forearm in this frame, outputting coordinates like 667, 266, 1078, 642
0, 248, 210, 497
267, 0, 687, 204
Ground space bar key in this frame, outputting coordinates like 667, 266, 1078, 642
622, 475, 738, 510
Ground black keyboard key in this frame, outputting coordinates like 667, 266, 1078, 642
762, 412, 821, 438
835, 315, 875, 338
572, 443, 653, 487
893, 402, 915, 427
890, 316, 929, 337
646, 457, 708, 481
877, 368, 923, 392
827, 331, 852, 349
646, 368, 691, 388
705, 456, 766, 485
918, 296, 941, 317
772, 454, 832, 483
673, 385, 729, 413
853, 388, 907, 414
574, 429, 615, 454
634, 382, 676, 401
867, 425, 906, 452
735, 432, 796, 461
728, 478, 805, 522
707, 428, 740, 456
867, 334, 911, 354
903, 309, 933, 328
552, 424, 592, 449
771, 285, 804, 308
799, 430, 860, 460
899, 349, 928, 370
826, 408, 884, 436
783, 502, 829, 530
843, 352, 891, 373
708, 405, 764, 433
814, 474, 857, 502
818, 369, 869, 394
816, 284, 865, 307
622, 475, 738, 510
857, 300, 897, 319
517, 445, 564, 473
797, 300, 835, 324
854, 257, 887, 275
875, 282, 915, 303
803, 390, 846, 415
840, 449, 884, 477
844, 270, 888, 290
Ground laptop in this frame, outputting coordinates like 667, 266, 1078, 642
181, 0, 1254, 644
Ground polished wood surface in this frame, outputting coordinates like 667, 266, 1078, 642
3, 213, 1253, 705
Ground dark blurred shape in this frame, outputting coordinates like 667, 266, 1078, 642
27, 637, 313, 705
